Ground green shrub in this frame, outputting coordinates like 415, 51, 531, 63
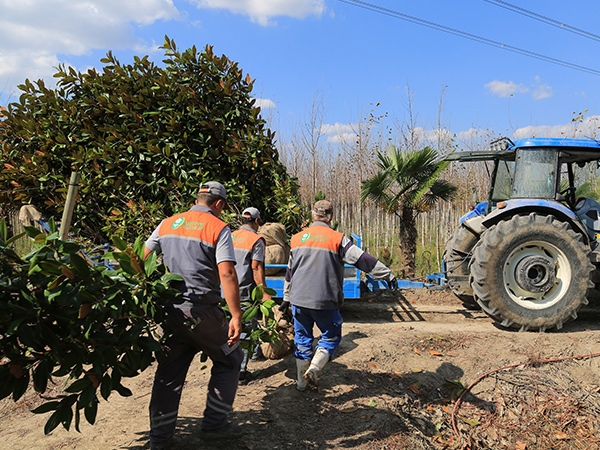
0, 218, 181, 433
0, 217, 284, 433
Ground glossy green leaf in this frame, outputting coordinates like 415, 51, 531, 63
12, 372, 30, 402
112, 236, 128, 251
84, 399, 98, 425
59, 402, 74, 431
69, 253, 91, 278
44, 409, 63, 435
144, 251, 157, 276
31, 400, 61, 414
32, 360, 50, 393
264, 286, 277, 297
100, 374, 112, 401
251, 284, 263, 301
259, 303, 269, 318
242, 305, 258, 323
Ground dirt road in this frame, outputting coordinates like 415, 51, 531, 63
2, 288, 600, 449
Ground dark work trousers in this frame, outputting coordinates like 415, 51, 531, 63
149, 306, 244, 447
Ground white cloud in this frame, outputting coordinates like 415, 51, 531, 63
485, 76, 553, 101
420, 127, 457, 143
191, 0, 325, 26
319, 122, 358, 143
532, 85, 552, 100
327, 132, 358, 144
514, 115, 600, 139
1, 0, 178, 53
320, 122, 355, 135
0, 52, 59, 80
0, 0, 325, 100
485, 80, 529, 98
532, 76, 552, 100
254, 98, 276, 109
0, 0, 178, 97
453, 127, 499, 144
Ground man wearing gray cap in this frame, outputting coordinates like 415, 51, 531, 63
282, 199, 397, 391
144, 181, 244, 449
232, 207, 271, 380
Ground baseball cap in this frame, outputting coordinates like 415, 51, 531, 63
198, 181, 228, 205
313, 199, 333, 215
242, 207, 261, 219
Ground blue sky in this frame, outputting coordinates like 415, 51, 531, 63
2, 0, 600, 148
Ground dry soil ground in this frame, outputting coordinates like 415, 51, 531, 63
2, 287, 600, 450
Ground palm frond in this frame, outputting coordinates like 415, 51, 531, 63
416, 179, 458, 212
363, 145, 456, 215
412, 159, 450, 205
361, 171, 390, 202
576, 181, 600, 201
377, 145, 396, 171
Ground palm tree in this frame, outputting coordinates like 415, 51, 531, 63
361, 145, 457, 278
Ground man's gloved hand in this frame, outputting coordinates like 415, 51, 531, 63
278, 300, 290, 314
387, 277, 398, 291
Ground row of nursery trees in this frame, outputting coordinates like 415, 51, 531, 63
277, 97, 600, 277
2, 36, 600, 433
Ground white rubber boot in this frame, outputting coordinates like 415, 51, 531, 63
296, 359, 311, 391
304, 347, 330, 386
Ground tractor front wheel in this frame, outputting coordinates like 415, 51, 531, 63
470, 213, 593, 331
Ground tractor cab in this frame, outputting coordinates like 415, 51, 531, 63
447, 137, 600, 236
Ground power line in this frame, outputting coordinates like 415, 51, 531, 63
335, 0, 600, 76
484, 0, 600, 43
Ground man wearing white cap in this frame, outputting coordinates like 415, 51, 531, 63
232, 207, 271, 380
232, 207, 271, 304
144, 181, 244, 449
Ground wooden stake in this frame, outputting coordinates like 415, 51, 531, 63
59, 171, 80, 240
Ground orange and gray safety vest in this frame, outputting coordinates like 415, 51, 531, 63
285, 222, 393, 310
145, 205, 234, 313
232, 226, 266, 300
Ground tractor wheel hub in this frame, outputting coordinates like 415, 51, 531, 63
514, 255, 556, 293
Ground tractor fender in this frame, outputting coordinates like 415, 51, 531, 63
481, 199, 590, 244
458, 201, 488, 234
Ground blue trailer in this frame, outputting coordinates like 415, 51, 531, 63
265, 233, 444, 298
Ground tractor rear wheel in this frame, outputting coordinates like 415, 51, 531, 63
443, 224, 480, 309
470, 213, 593, 331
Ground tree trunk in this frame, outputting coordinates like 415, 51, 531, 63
398, 205, 417, 278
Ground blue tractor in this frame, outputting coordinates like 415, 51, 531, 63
444, 137, 600, 331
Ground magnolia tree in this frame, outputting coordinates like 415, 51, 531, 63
0, 36, 304, 243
